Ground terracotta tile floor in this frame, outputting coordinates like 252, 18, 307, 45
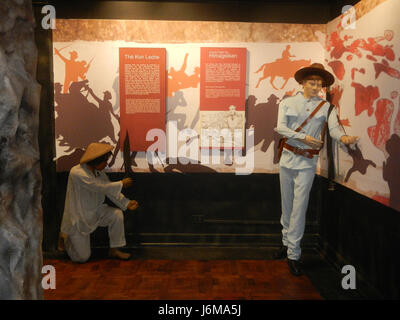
43, 259, 322, 300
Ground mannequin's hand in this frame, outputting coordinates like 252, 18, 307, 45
301, 135, 323, 149
122, 178, 133, 188
340, 135, 359, 145
127, 200, 139, 211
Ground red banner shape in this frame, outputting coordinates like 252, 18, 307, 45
200, 47, 247, 111
119, 48, 166, 151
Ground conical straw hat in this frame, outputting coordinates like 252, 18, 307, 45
80, 142, 113, 164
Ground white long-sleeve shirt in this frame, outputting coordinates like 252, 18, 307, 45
61, 164, 130, 235
274, 92, 345, 169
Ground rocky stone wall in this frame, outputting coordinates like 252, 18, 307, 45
0, 0, 43, 299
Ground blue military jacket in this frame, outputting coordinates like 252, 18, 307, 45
275, 92, 345, 169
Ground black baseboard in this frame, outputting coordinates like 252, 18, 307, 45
318, 177, 400, 300
89, 230, 318, 248
315, 240, 384, 299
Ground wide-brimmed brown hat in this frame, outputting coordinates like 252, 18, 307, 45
80, 142, 113, 164
294, 63, 334, 87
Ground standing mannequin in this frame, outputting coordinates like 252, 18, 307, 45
274, 63, 358, 276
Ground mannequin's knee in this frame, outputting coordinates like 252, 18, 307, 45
114, 209, 124, 222
66, 239, 91, 263
71, 252, 91, 263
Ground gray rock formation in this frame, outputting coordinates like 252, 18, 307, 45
0, 0, 43, 299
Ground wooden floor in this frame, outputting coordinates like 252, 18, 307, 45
43, 258, 322, 300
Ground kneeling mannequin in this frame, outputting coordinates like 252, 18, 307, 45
58, 142, 138, 262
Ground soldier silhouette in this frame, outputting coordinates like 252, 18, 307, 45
168, 53, 200, 97
277, 45, 295, 62
55, 80, 117, 153
88, 88, 118, 144
54, 48, 93, 93
344, 143, 376, 182
246, 94, 281, 163
383, 134, 400, 211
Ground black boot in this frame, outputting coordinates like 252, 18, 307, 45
287, 258, 303, 276
273, 246, 287, 259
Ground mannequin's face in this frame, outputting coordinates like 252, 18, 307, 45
94, 160, 108, 171
94, 153, 111, 171
302, 77, 323, 98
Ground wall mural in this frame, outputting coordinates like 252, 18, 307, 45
324, 0, 400, 211
52, 0, 400, 212
53, 41, 324, 174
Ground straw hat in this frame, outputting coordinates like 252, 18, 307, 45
294, 63, 335, 87
80, 142, 113, 164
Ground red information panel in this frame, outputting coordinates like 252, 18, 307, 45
200, 47, 247, 149
200, 47, 247, 111
119, 47, 166, 151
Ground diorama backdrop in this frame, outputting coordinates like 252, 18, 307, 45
52, 0, 400, 211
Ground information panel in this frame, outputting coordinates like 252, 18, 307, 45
200, 47, 247, 149
119, 47, 166, 151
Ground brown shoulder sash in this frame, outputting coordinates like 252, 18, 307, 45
294, 100, 326, 133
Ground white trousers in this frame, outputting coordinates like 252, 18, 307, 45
279, 166, 315, 260
65, 205, 126, 263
